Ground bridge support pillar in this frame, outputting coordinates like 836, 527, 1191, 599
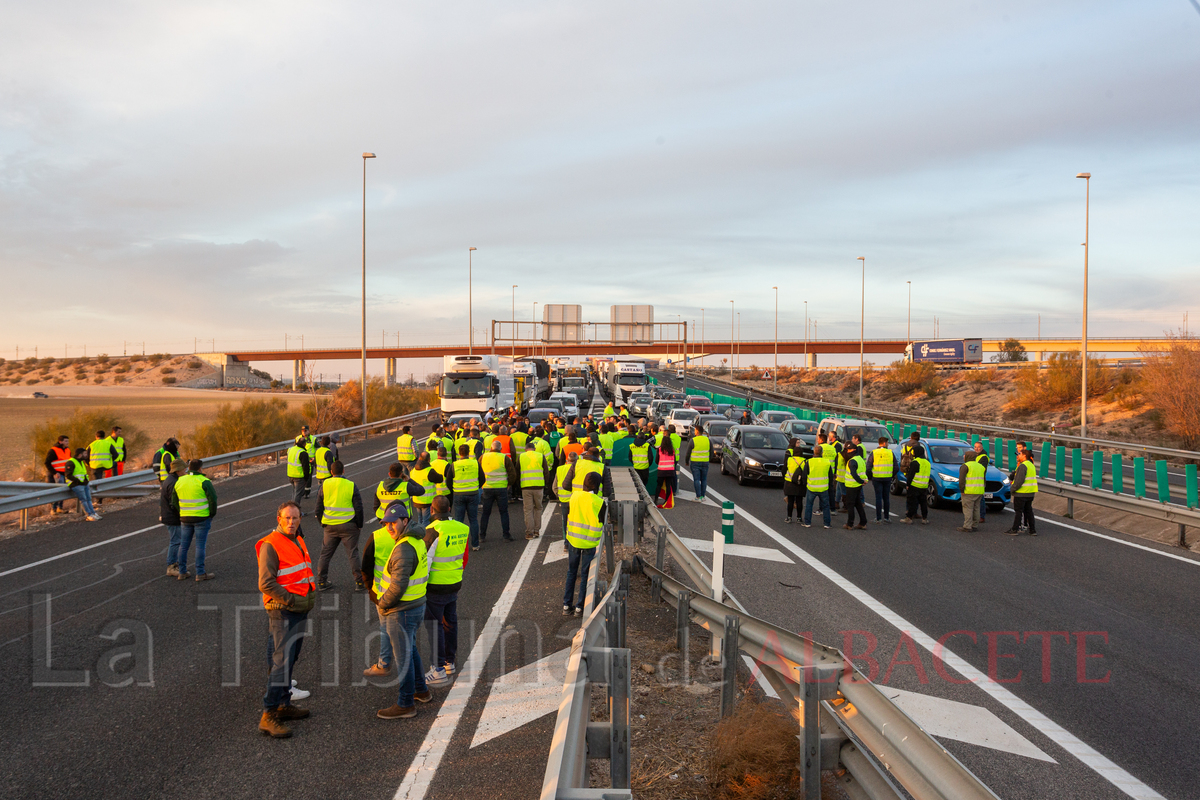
292, 359, 306, 390
385, 358, 397, 387
805, 352, 817, 368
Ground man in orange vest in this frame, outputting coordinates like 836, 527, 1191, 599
44, 434, 72, 514
256, 501, 317, 738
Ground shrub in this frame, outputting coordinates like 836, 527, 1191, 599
1008, 352, 1110, 415
113, 375, 126, 384
886, 360, 937, 393
25, 378, 38, 385
1140, 334, 1200, 447
27, 408, 148, 470
302, 378, 436, 429
922, 378, 942, 397
114, 365, 130, 374
18, 366, 31, 375
186, 360, 203, 370
53, 377, 65, 384
93, 376, 105, 384
77, 355, 90, 365
23, 357, 37, 366
161, 376, 177, 385
186, 398, 304, 458
708, 698, 800, 799
161, 367, 175, 375
134, 367, 144, 374
39, 357, 56, 367
96, 354, 110, 364
148, 353, 166, 365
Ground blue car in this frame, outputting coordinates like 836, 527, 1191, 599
891, 438, 1011, 510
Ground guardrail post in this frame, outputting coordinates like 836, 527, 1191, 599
676, 590, 691, 679
800, 669, 821, 800
20, 508, 28, 532
1055, 446, 1066, 482
609, 647, 630, 790
1038, 441, 1051, 479
1134, 457, 1146, 499
1008, 439, 1017, 469
993, 437, 1003, 469
719, 615, 740, 718
650, 574, 662, 604
1186, 464, 1198, 509
721, 501, 735, 543
605, 596, 618, 649
920, 425, 928, 438
971, 434, 979, 447
1112, 454, 1124, 494
1070, 448, 1082, 485
1091, 451, 1103, 490
947, 429, 956, 442
1156, 461, 1170, 504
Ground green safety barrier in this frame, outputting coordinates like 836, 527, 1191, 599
722, 501, 735, 543
971, 434, 980, 446
1070, 448, 1082, 485
1038, 441, 1051, 478
1008, 440, 1018, 469
994, 437, 1004, 469
1055, 446, 1066, 482
1187, 464, 1198, 509
1156, 461, 1170, 504
947, 429, 957, 442
1112, 454, 1124, 494
1091, 451, 1103, 490
921, 425, 929, 437
1133, 457, 1146, 498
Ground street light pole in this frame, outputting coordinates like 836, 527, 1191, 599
701, 308, 704, 367
772, 286, 778, 390
906, 281, 912, 345
511, 285, 518, 359
729, 301, 734, 377
857, 256, 865, 409
803, 300, 808, 369
362, 152, 375, 425
533, 301, 538, 357
1078, 172, 1091, 437
468, 247, 477, 355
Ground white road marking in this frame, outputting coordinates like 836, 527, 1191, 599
393, 502, 556, 800
743, 654, 780, 698
677, 536, 793, 563
470, 646, 571, 748
543, 539, 567, 564
690, 473, 1166, 800
885, 687, 1055, 763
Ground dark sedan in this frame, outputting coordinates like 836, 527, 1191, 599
700, 419, 735, 463
719, 424, 790, 485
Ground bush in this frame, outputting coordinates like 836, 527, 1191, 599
148, 353, 166, 365
53, 377, 65, 385
186, 398, 304, 458
25, 378, 38, 385
161, 376, 177, 385
161, 367, 174, 375
113, 375, 126, 384
76, 356, 90, 365
186, 360, 203, 370
23, 357, 37, 366
39, 357, 56, 367
134, 367, 144, 374
96, 354, 110, 364
708, 698, 800, 799
1008, 352, 1110, 415
302, 378, 436, 429
27, 408, 148, 471
114, 365, 130, 374
93, 376, 105, 384
1140, 334, 1200, 447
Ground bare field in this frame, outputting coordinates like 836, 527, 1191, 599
0, 385, 309, 477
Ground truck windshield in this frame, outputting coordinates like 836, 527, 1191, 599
617, 374, 645, 386
441, 376, 492, 397
563, 378, 585, 387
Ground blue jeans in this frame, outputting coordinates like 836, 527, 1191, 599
383, 603, 428, 707
804, 490, 831, 526
264, 608, 308, 709
178, 518, 212, 575
51, 473, 65, 511
691, 463, 709, 499
375, 606, 395, 670
563, 543, 596, 610
479, 487, 511, 541
424, 593, 458, 669
70, 484, 96, 517
872, 480, 891, 520
166, 525, 182, 566
453, 491, 481, 546
412, 503, 431, 528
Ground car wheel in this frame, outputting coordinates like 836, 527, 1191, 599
927, 484, 940, 510
720, 456, 729, 476
737, 465, 747, 486
891, 478, 904, 496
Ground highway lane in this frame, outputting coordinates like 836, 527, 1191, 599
659, 459, 1198, 800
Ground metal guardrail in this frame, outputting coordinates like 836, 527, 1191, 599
0, 408, 438, 528
632, 468, 999, 800
541, 516, 632, 800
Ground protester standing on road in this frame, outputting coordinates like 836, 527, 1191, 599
160, 459, 188, 576
153, 438, 180, 483
287, 436, 311, 508
902, 445, 931, 524
1007, 450, 1038, 536
957, 453, 986, 532
519, 440, 548, 539
842, 444, 869, 530
687, 424, 711, 501
478, 441, 517, 544
451, 444, 482, 549
372, 503, 433, 720
65, 447, 100, 521
313, 437, 334, 485
555, 451, 578, 538
88, 430, 114, 498
563, 472, 606, 617
867, 437, 895, 523
109, 426, 126, 476
409, 453, 443, 527
44, 434, 71, 514
299, 426, 317, 498
256, 501, 315, 738
172, 459, 217, 581
424, 497, 469, 687
783, 440, 806, 523
315, 460, 366, 592
655, 436, 677, 507
629, 431, 653, 489
973, 441, 990, 523
396, 425, 417, 466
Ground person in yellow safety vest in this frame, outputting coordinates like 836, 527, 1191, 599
562, 471, 606, 616
842, 444, 868, 530
430, 446, 453, 501
802, 449, 833, 528
957, 453, 986, 532
108, 426, 126, 477
563, 447, 604, 498
153, 438, 180, 483
425, 426, 442, 455
519, 440, 549, 540
603, 401, 616, 420
364, 502, 434, 719
376, 462, 423, 523
170, 459, 218, 580
1007, 451, 1038, 536
256, 501, 316, 738
832, 434, 848, 511
423, 496, 470, 686
464, 429, 484, 459
618, 405, 629, 420
533, 432, 554, 499
314, 441, 334, 482
64, 447, 101, 521
88, 429, 115, 489
902, 444, 932, 525
597, 425, 615, 463
299, 426, 317, 498
396, 425, 417, 465
783, 441, 807, 523
286, 436, 312, 508
450, 443, 483, 550
555, 451, 579, 538
687, 425, 711, 501
314, 460, 366, 592
866, 437, 896, 523
510, 426, 529, 453
479, 441, 518, 545
44, 434, 72, 514
408, 452, 444, 528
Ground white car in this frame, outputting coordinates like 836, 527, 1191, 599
665, 408, 700, 435
549, 391, 580, 420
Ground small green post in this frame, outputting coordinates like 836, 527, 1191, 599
1038, 441, 1051, 479
1070, 448, 1082, 485
1186, 465, 1198, 509
722, 501, 735, 543
1008, 439, 1018, 469
1091, 451, 1103, 490
1112, 454, 1124, 494
1134, 457, 1146, 499
1156, 461, 1170, 504
921, 425, 929, 438
1055, 446, 1066, 482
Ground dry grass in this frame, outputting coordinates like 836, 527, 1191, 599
1007, 353, 1111, 416
1140, 333, 1200, 448
884, 360, 938, 395
708, 699, 801, 800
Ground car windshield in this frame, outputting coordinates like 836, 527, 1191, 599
687, 396, 709, 404
673, 410, 698, 421
657, 402, 682, 413
536, 401, 563, 409
765, 412, 795, 422
617, 374, 645, 386
528, 409, 553, 422
929, 445, 971, 465
562, 378, 585, 387
787, 421, 817, 433
844, 425, 892, 443
707, 422, 734, 436
743, 431, 790, 450
630, 393, 651, 402
440, 376, 492, 397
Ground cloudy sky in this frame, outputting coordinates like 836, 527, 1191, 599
3, 0, 1199, 374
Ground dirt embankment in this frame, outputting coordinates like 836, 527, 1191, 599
1, 354, 219, 389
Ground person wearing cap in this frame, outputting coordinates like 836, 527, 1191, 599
159, 457, 189, 577
286, 435, 311, 508
366, 502, 434, 719
44, 434, 71, 514
171, 459, 218, 580
299, 426, 317, 498
153, 438, 180, 483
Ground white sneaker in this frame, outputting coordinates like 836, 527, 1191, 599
424, 666, 450, 687
442, 663, 455, 675
86, 515, 100, 522
290, 680, 311, 701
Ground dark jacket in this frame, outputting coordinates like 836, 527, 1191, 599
1011, 461, 1032, 492
169, 472, 219, 521
374, 526, 429, 615
904, 458, 923, 486
783, 451, 806, 497
292, 450, 311, 480
258, 529, 316, 613
373, 478, 425, 517
846, 456, 866, 486
159, 473, 181, 526
314, 478, 365, 528
563, 457, 606, 492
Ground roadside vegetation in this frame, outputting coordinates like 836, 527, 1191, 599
25, 408, 148, 477
1139, 333, 1200, 448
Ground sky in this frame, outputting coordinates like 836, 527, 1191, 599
3, 0, 1199, 377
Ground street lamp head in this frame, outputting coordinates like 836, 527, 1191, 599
469, 247, 477, 252
857, 256, 865, 262
363, 153, 376, 159
1076, 172, 1090, 179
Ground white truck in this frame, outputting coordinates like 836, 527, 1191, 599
605, 360, 648, 405
438, 355, 514, 422
513, 358, 551, 402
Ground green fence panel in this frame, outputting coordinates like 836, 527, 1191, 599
971, 434, 980, 446
921, 425, 929, 438
1187, 464, 1198, 509
947, 429, 957, 441
1070, 448, 1082, 485
1156, 461, 1170, 504
1038, 441, 1051, 478
1008, 440, 1017, 468
1054, 446, 1066, 482
1133, 457, 1146, 498
1091, 451, 1103, 490
993, 438, 1004, 469
1111, 454, 1124, 494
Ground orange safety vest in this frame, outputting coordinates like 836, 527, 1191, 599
496, 435, 512, 456
50, 446, 72, 473
254, 531, 315, 608
561, 442, 585, 461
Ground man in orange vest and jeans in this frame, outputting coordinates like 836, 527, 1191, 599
44, 434, 72, 514
256, 501, 317, 738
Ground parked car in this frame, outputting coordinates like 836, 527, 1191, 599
662, 392, 686, 402
725, 406, 756, 423
779, 419, 819, 454
755, 410, 798, 429
534, 399, 566, 416
526, 407, 558, 425
699, 419, 735, 462
719, 425, 790, 485
550, 392, 580, 420
649, 399, 683, 425
628, 392, 654, 418
683, 395, 714, 413
666, 408, 700, 435
891, 438, 1011, 510
446, 412, 484, 428
816, 418, 896, 453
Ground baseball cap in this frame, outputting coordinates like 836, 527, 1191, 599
382, 502, 410, 523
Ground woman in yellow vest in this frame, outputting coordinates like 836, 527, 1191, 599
867, 437, 896, 523
408, 453, 442, 527
423, 497, 470, 686
1006, 451, 1038, 536
902, 444, 932, 525
562, 472, 605, 617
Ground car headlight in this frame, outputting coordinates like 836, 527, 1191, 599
744, 458, 761, 468
1002, 477, 1011, 485
941, 474, 959, 483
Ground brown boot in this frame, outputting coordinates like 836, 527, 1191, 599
259, 711, 292, 738
275, 704, 310, 721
